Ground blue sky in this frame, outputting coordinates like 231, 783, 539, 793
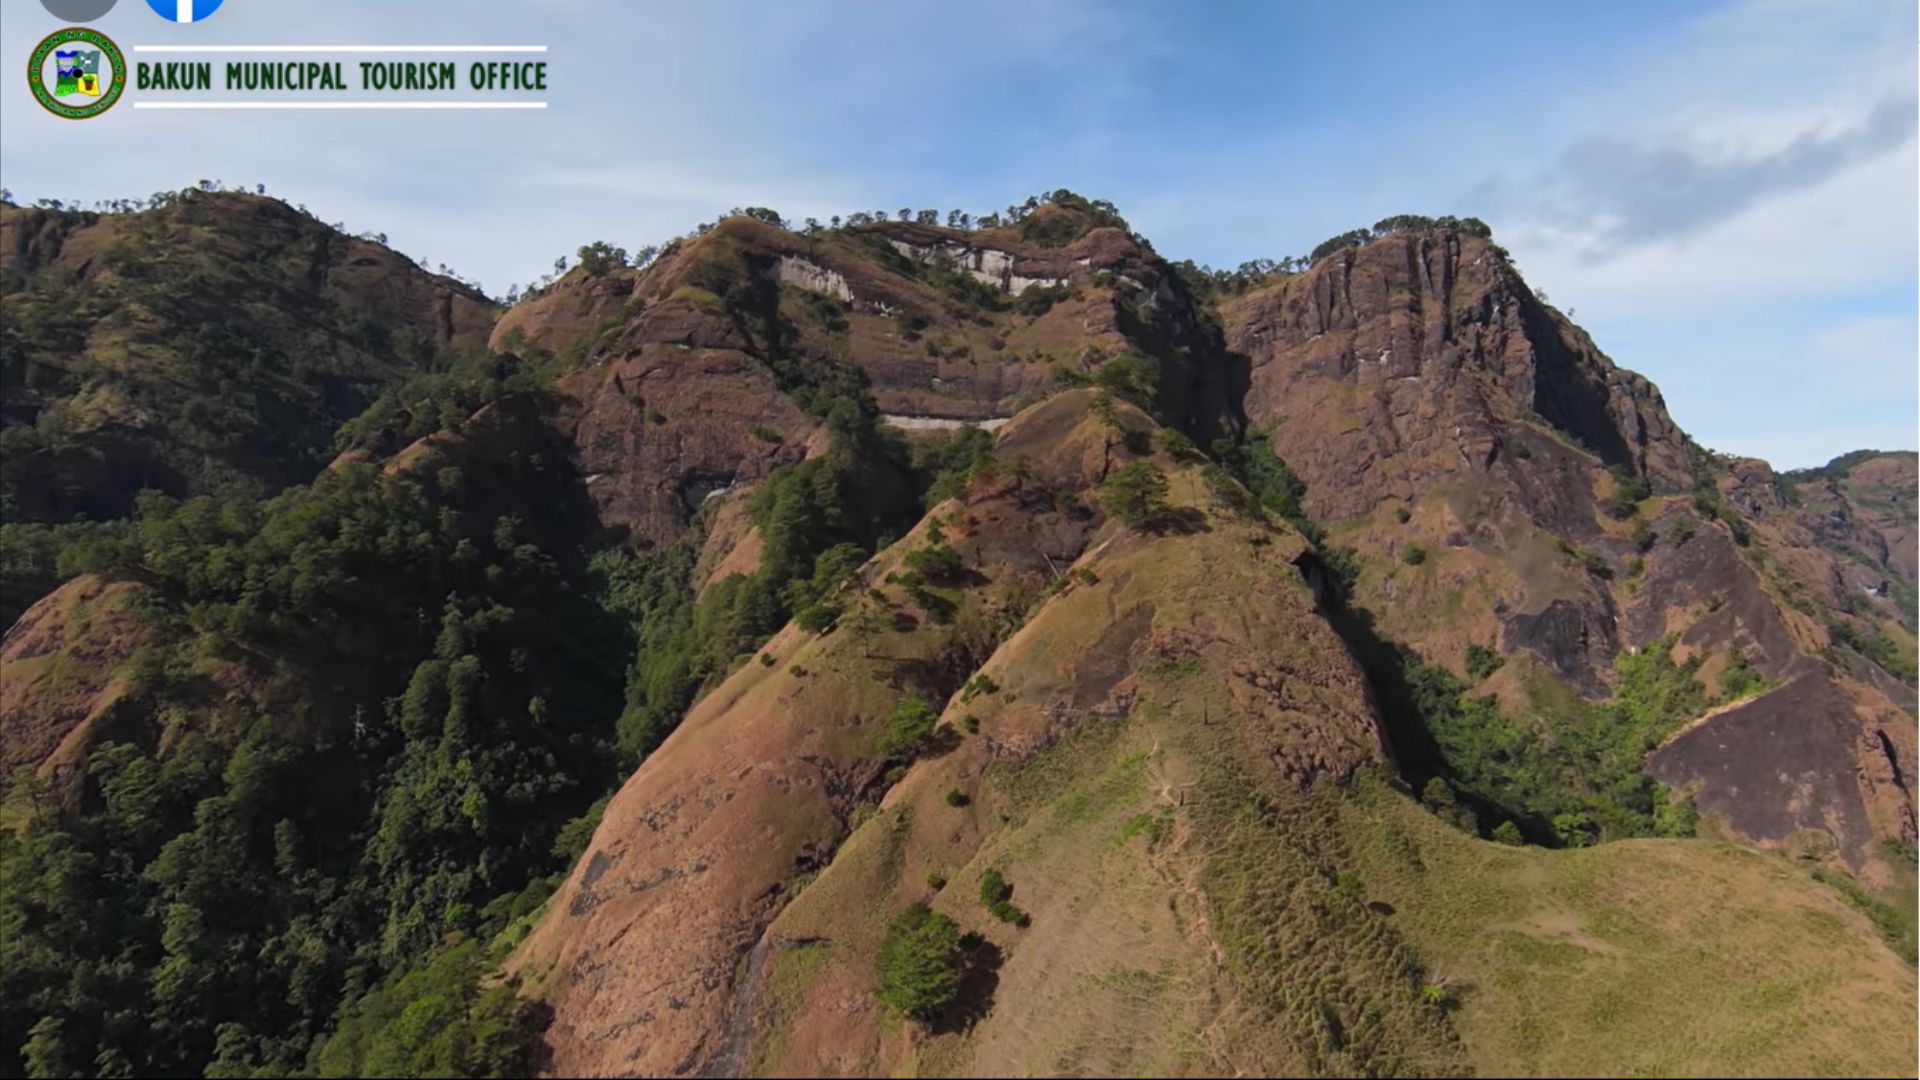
1, 0, 1913, 469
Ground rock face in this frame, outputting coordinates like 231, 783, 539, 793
1650, 670, 1912, 870
470, 215, 1240, 546
1780, 451, 1918, 627
1224, 231, 1692, 525
554, 346, 818, 547
1219, 229, 1913, 871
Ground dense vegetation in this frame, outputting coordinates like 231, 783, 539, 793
1, 189, 491, 524
0, 439, 626, 1076
1392, 638, 1716, 846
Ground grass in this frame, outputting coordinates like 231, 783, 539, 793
1340, 774, 1917, 1077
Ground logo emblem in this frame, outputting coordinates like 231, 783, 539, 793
146, 0, 223, 22
27, 28, 126, 120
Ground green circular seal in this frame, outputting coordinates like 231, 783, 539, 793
27, 27, 126, 120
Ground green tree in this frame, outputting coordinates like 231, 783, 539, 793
1552, 812, 1597, 847
1099, 460, 1171, 530
1717, 650, 1762, 700
1464, 643, 1503, 682
873, 904, 962, 1021
21, 1018, 72, 1080
1603, 466, 1651, 520
877, 696, 938, 760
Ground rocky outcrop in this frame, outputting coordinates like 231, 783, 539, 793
554, 345, 818, 546
1218, 228, 1914, 872
1223, 230, 1692, 526
884, 238, 1069, 293
771, 255, 855, 302
1649, 671, 1902, 873
1780, 452, 1918, 630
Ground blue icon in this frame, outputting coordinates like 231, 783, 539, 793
146, 0, 223, 22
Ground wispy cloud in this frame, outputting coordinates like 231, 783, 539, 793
1486, 95, 1914, 259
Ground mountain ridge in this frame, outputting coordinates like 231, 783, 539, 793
0, 187, 1912, 1078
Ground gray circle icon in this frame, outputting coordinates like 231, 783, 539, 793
41, 0, 119, 20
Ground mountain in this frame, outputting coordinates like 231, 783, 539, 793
0, 192, 496, 514
0, 189, 1912, 1078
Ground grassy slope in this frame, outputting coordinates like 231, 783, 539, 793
740, 415, 1915, 1078
752, 447, 1461, 1077
1342, 776, 1916, 1077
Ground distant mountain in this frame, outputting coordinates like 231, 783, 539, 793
1, 193, 497, 524
0, 190, 1912, 1079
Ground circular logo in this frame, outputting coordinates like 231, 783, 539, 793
41, 1, 119, 20
146, 0, 222, 22
28, 28, 126, 120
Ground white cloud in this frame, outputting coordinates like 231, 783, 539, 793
1507, 145, 1916, 322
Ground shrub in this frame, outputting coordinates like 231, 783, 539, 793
1091, 351, 1160, 409
979, 868, 1009, 905
944, 788, 969, 808
978, 868, 1028, 925
1321, 546, 1362, 595
1491, 821, 1524, 846
1653, 786, 1698, 839
1717, 650, 1762, 699
1099, 460, 1171, 529
1421, 777, 1478, 834
903, 542, 965, 582
1552, 812, 1597, 847
1013, 282, 1073, 317
1394, 506, 1412, 524
1464, 643, 1503, 682
1631, 520, 1656, 552
959, 674, 998, 702
926, 873, 948, 891
1574, 547, 1611, 578
877, 696, 938, 760
1401, 544, 1428, 566
874, 904, 963, 1021
1152, 427, 1200, 461
961, 715, 980, 734
1603, 466, 1651, 520
795, 602, 839, 632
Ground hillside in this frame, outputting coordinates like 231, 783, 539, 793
0, 191, 497, 521
0, 189, 1912, 1078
